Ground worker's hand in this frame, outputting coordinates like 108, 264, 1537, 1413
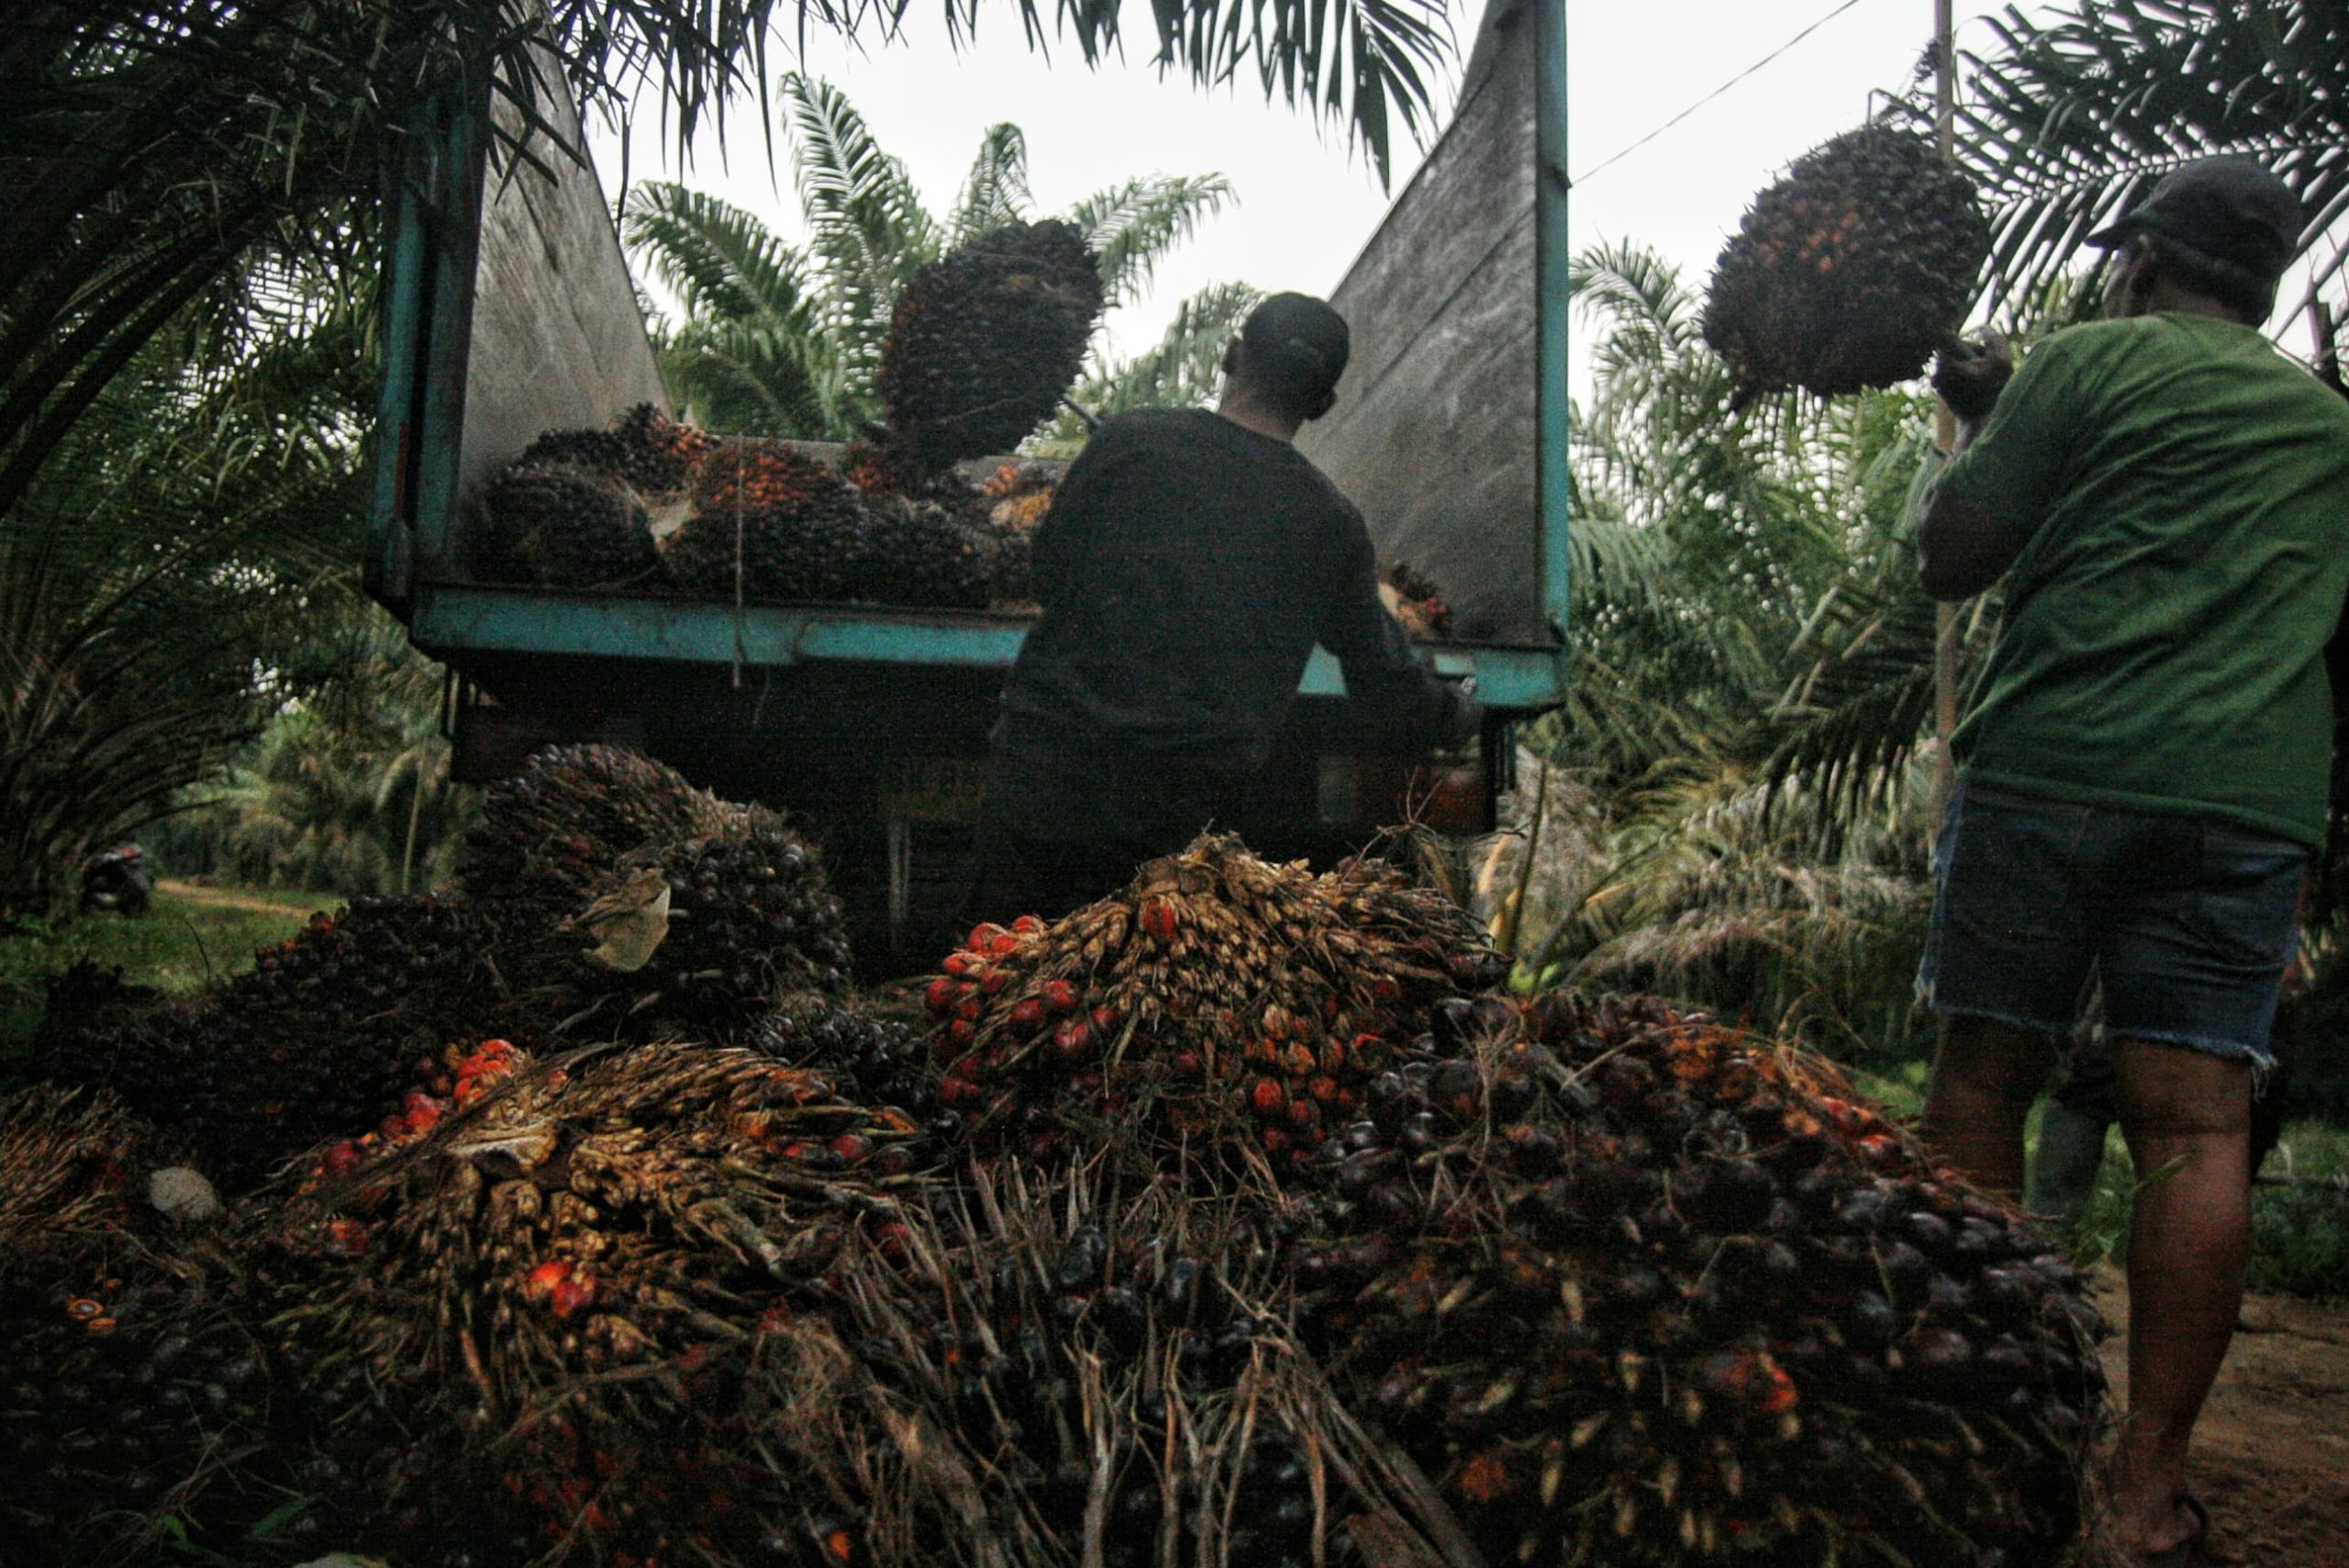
1931, 330, 2013, 425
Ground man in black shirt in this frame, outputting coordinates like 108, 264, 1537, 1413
969, 292, 1479, 923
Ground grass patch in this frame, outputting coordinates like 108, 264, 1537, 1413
0, 881, 335, 1059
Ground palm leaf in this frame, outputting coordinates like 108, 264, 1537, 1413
782, 72, 940, 367
950, 123, 1033, 244
1069, 174, 1238, 304
622, 181, 818, 326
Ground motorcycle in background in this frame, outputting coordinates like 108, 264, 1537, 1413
81, 844, 156, 917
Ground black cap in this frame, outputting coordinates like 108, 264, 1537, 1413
2086, 155, 2303, 281
1241, 292, 1351, 394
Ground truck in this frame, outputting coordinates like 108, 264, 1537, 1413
365, 0, 1569, 969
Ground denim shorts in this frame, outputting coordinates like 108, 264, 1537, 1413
1918, 777, 2309, 1066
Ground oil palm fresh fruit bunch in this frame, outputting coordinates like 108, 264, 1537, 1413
1285, 992, 2108, 1568
0, 1126, 288, 1568
515, 401, 714, 504
468, 462, 661, 589
1381, 560, 1453, 639
839, 492, 1007, 609
264, 1038, 945, 1565
1704, 123, 1989, 402
745, 997, 948, 1132
30, 894, 519, 1192
455, 742, 732, 907
876, 220, 1105, 478
925, 835, 1503, 1176
663, 439, 869, 602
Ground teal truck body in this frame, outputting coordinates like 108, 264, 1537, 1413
365, 0, 1568, 962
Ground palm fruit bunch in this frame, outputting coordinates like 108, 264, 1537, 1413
925, 835, 1504, 1174
515, 401, 716, 504
262, 1037, 942, 1565
455, 742, 733, 908
30, 892, 517, 1191
468, 461, 662, 589
818, 1162, 1445, 1568
1282, 991, 2108, 1568
1704, 123, 1990, 401
662, 439, 869, 602
1381, 561, 1453, 639
838, 491, 1008, 608
744, 996, 948, 1131
874, 219, 1105, 478
975, 459, 1056, 606
1, 1089, 289, 1565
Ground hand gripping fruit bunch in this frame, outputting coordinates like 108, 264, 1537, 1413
924, 835, 1504, 1174
1284, 992, 2110, 1568
264, 1038, 944, 1564
1704, 122, 1991, 404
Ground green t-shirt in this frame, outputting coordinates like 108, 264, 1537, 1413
1932, 312, 2349, 848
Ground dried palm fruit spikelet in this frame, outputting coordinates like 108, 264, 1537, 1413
663, 439, 869, 602
925, 834, 1505, 1173
1381, 560, 1453, 639
30, 893, 522, 1192
0, 1084, 150, 1277
1284, 992, 2109, 1568
818, 1161, 1442, 1568
1704, 123, 1989, 402
876, 219, 1105, 478
263, 1038, 950, 1565
469, 462, 661, 589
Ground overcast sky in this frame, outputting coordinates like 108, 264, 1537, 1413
587, 0, 2036, 374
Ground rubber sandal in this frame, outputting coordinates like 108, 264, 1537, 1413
2136, 1494, 2213, 1568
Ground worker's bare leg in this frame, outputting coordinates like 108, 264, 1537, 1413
1920, 1012, 2058, 1195
2107, 1038, 2252, 1558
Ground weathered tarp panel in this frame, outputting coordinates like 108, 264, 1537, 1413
1298, 0, 1547, 647
459, 72, 668, 510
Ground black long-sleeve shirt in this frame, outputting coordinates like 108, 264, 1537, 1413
998, 408, 1474, 759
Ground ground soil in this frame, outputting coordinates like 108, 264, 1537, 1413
155, 877, 324, 917
2093, 1274, 2349, 1566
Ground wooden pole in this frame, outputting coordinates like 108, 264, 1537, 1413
1931, 0, 1962, 818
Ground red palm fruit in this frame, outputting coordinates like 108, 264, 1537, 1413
942, 951, 976, 977
524, 1260, 570, 1300
1012, 914, 1047, 935
988, 931, 1022, 957
1090, 1003, 1120, 1033
1052, 1019, 1094, 1060
1856, 1133, 1899, 1165
829, 1133, 874, 1162
321, 1139, 362, 1176
1042, 979, 1079, 1012
946, 1018, 975, 1050
1252, 1077, 1287, 1117
1284, 1042, 1319, 1077
1008, 996, 1047, 1035
1319, 1037, 1349, 1074
551, 1269, 598, 1318
925, 977, 958, 1013
954, 994, 985, 1022
1286, 1096, 1321, 1129
968, 923, 1010, 951
981, 966, 1010, 995
1262, 1126, 1291, 1156
1308, 1075, 1341, 1106
1141, 898, 1180, 941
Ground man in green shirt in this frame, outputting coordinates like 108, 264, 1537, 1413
1914, 155, 2349, 1566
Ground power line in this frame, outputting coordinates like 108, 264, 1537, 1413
1571, 0, 1874, 188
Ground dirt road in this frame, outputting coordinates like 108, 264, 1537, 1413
2095, 1278, 2349, 1566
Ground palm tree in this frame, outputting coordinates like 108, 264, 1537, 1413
625, 76, 1255, 441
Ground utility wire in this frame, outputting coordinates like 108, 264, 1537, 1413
1571, 0, 1874, 188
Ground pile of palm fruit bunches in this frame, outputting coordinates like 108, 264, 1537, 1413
468, 218, 1098, 606
3, 750, 2111, 1567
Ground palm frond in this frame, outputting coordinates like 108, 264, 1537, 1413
950, 123, 1033, 244
622, 181, 818, 326
781, 72, 940, 365
1069, 175, 1238, 305
1947, 0, 2349, 325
